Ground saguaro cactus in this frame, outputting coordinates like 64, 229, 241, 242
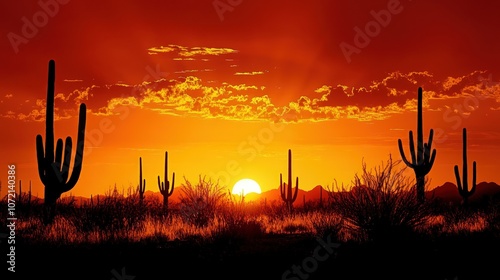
454, 128, 476, 207
138, 157, 146, 203
280, 149, 299, 213
398, 87, 436, 203
157, 151, 175, 214
36, 60, 87, 224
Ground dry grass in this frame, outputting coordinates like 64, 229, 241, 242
3, 165, 499, 247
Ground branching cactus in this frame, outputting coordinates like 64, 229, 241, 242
454, 128, 476, 207
157, 151, 175, 215
398, 87, 436, 203
280, 149, 299, 213
36, 60, 87, 224
138, 157, 146, 203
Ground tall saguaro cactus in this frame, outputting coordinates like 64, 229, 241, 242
158, 151, 175, 215
36, 60, 87, 224
280, 149, 299, 213
138, 157, 146, 203
398, 87, 436, 203
454, 128, 476, 207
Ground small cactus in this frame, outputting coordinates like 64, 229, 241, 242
138, 157, 146, 203
157, 151, 175, 215
454, 128, 476, 207
280, 149, 299, 213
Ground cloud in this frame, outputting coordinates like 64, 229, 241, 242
148, 44, 238, 58
234, 71, 264, 76
3, 68, 499, 124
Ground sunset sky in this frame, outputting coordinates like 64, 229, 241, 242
1, 0, 500, 199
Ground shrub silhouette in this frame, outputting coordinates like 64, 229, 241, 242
329, 155, 431, 243
178, 175, 227, 228
36, 60, 87, 224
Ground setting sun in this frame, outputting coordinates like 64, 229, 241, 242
232, 178, 262, 196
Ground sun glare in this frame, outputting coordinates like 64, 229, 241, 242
232, 178, 262, 196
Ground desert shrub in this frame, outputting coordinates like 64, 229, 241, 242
328, 155, 432, 243
309, 210, 345, 241
73, 188, 146, 240
178, 175, 227, 228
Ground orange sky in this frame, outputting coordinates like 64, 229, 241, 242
1, 0, 500, 199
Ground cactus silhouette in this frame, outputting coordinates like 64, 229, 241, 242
454, 128, 476, 207
398, 87, 436, 203
280, 149, 299, 213
36, 60, 87, 224
157, 151, 175, 215
138, 157, 146, 203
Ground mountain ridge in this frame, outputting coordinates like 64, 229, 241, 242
17, 181, 500, 207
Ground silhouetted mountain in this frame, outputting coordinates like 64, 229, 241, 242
249, 182, 500, 206
17, 181, 500, 207
246, 185, 329, 206
426, 181, 500, 203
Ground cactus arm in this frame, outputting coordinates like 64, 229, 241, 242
471, 161, 476, 194
279, 173, 286, 201
61, 136, 72, 183
397, 139, 412, 167
423, 128, 436, 167
158, 176, 163, 191
170, 172, 175, 195
291, 177, 299, 202
454, 165, 463, 193
398, 138, 414, 168
55, 138, 63, 168
36, 135, 49, 186
65, 103, 86, 190
398, 131, 417, 168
